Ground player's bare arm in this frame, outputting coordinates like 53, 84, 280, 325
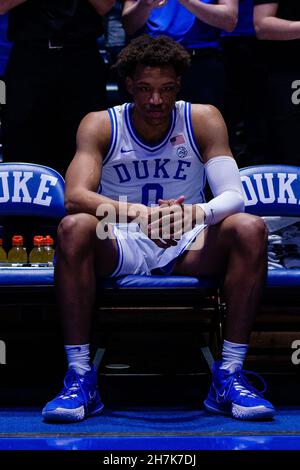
65, 111, 109, 215
65, 111, 148, 222
191, 103, 233, 163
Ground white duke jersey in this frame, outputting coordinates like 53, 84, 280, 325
99, 101, 206, 206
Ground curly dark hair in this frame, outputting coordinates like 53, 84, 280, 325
114, 35, 191, 78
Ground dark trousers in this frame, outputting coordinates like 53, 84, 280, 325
0, 74, 5, 158
179, 50, 226, 114
222, 36, 268, 165
3, 41, 107, 177
264, 67, 300, 165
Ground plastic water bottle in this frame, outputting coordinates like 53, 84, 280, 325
29, 235, 45, 264
43, 235, 55, 265
0, 238, 7, 262
7, 235, 28, 263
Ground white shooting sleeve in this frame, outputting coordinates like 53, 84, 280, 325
198, 156, 245, 225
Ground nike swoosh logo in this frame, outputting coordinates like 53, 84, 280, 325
89, 391, 97, 401
120, 147, 135, 153
213, 384, 226, 403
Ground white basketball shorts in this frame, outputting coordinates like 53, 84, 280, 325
110, 223, 206, 277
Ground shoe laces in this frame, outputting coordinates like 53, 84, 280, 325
60, 369, 89, 411
221, 369, 267, 401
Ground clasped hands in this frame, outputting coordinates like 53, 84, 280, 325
137, 196, 205, 249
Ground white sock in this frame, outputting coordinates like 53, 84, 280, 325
220, 339, 248, 373
65, 343, 91, 375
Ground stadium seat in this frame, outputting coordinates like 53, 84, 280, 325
2, 162, 300, 382
240, 164, 300, 288
238, 165, 300, 372
0, 162, 65, 297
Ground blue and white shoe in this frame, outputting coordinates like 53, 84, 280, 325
42, 365, 104, 422
204, 361, 275, 420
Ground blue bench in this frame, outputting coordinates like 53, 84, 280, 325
1, 163, 300, 287
1, 163, 300, 370
240, 165, 300, 290
0, 163, 64, 295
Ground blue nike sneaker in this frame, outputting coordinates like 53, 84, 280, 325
42, 365, 104, 422
204, 361, 275, 420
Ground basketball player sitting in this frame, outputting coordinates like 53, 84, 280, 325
42, 35, 275, 423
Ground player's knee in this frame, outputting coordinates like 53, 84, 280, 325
232, 214, 268, 253
57, 214, 97, 255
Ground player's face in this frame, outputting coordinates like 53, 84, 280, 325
126, 65, 180, 125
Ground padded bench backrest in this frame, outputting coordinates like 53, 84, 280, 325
240, 165, 300, 289
0, 162, 66, 218
240, 164, 300, 217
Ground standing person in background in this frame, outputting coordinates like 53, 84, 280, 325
0, 13, 12, 158
0, 0, 115, 177
122, 0, 238, 114
222, 0, 267, 166
254, 1, 300, 165
104, 0, 126, 66
103, 0, 129, 104
0, 12, 11, 80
